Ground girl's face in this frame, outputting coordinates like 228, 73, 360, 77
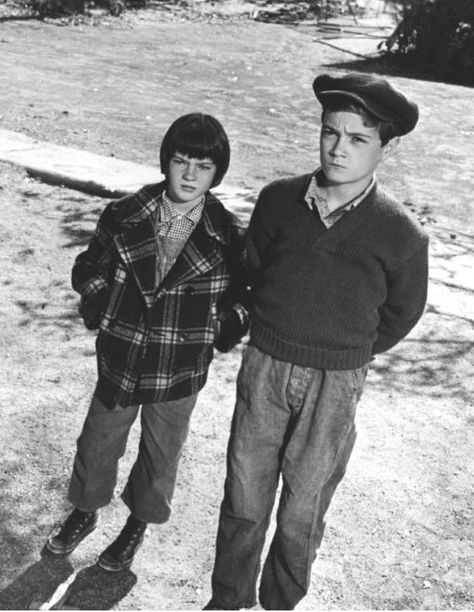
167, 151, 217, 209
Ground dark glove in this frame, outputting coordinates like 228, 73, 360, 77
79, 288, 108, 330
214, 308, 249, 353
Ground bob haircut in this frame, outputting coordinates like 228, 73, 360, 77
321, 95, 399, 146
160, 113, 230, 188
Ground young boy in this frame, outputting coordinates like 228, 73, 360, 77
205, 73, 429, 609
45, 113, 249, 572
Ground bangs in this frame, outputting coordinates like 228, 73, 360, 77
173, 135, 220, 162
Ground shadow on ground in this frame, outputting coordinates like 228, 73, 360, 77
325, 55, 434, 80
56, 197, 105, 250
370, 309, 474, 405
57, 564, 137, 610
0, 554, 74, 609
323, 53, 474, 87
0, 552, 137, 610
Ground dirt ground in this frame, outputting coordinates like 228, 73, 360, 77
0, 1, 473, 610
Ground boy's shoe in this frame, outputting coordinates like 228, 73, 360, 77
96, 515, 147, 572
45, 508, 98, 555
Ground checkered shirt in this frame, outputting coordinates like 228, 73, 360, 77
157, 192, 205, 240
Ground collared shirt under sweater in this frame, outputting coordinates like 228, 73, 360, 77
305, 167, 376, 228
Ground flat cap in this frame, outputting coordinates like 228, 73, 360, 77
313, 73, 419, 136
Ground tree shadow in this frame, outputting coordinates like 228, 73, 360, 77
322, 54, 474, 87
55, 198, 105, 249
369, 305, 474, 404
14, 295, 82, 333
364, 223, 474, 403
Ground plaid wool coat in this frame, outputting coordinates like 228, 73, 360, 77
72, 182, 248, 409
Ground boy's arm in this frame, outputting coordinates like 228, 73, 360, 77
214, 187, 276, 353
372, 241, 429, 355
71, 205, 116, 330
245, 187, 275, 287
214, 222, 250, 353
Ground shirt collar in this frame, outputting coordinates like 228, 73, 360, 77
161, 191, 205, 226
305, 168, 376, 226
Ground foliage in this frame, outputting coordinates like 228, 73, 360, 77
253, 0, 361, 23
15, 0, 150, 18
8, 0, 353, 23
382, 0, 474, 84
20, 0, 84, 17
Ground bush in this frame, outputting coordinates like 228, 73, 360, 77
24, 0, 84, 17
17, 0, 147, 18
382, 0, 474, 84
253, 0, 360, 23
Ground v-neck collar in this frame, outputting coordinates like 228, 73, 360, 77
295, 174, 378, 252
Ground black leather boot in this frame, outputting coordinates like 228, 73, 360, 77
96, 514, 147, 572
46, 508, 98, 554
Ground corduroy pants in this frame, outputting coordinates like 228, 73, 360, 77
68, 391, 198, 524
210, 344, 368, 610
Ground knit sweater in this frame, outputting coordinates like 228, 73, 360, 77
247, 173, 429, 370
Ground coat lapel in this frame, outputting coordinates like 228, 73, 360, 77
112, 183, 164, 308
112, 187, 229, 303
114, 217, 158, 307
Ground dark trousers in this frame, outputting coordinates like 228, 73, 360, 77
68, 392, 198, 523
210, 345, 368, 610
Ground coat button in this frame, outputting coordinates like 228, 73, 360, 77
179, 333, 188, 342
185, 285, 195, 295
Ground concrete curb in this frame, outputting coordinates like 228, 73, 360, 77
0, 129, 161, 197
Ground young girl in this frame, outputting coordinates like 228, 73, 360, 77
46, 113, 248, 572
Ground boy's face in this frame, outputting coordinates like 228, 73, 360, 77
167, 151, 217, 206
320, 110, 396, 192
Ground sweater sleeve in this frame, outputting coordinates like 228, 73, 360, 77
372, 239, 429, 355
246, 186, 276, 287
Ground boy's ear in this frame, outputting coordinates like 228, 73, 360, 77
382, 136, 400, 159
